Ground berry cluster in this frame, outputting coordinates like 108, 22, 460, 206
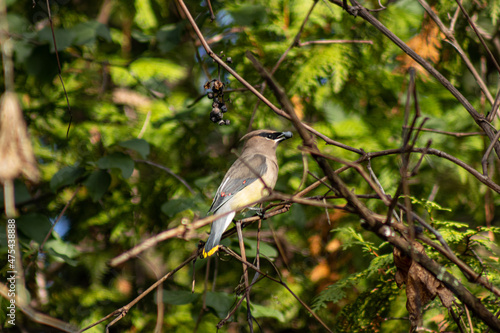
205, 79, 230, 125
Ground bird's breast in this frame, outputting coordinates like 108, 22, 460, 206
227, 161, 278, 211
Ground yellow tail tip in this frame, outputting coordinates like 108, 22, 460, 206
202, 245, 220, 258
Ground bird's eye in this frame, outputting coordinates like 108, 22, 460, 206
267, 134, 273, 139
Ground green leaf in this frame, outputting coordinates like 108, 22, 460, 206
156, 24, 183, 53
71, 21, 112, 45
333, 227, 378, 254
38, 27, 75, 52
251, 303, 285, 322
162, 290, 200, 305
45, 238, 79, 266
205, 291, 234, 318
227, 4, 268, 26
0, 226, 6, 250
110, 66, 136, 87
13, 39, 34, 64
432, 220, 469, 229
130, 58, 186, 83
240, 239, 278, 259
312, 254, 393, 311
50, 165, 86, 191
134, 0, 158, 30
83, 170, 111, 201
312, 274, 360, 311
131, 29, 154, 43
0, 179, 32, 207
97, 153, 135, 179
405, 196, 452, 214
17, 213, 52, 244
25, 45, 59, 81
117, 138, 150, 158
7, 13, 30, 33
161, 198, 192, 217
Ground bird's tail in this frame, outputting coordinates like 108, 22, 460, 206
202, 211, 235, 258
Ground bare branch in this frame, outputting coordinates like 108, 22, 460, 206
454, 0, 500, 74
417, 0, 495, 106
298, 39, 373, 46
482, 130, 500, 176
135, 159, 196, 195
176, 0, 362, 153
329, 0, 500, 158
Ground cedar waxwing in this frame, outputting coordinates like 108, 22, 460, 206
202, 130, 293, 258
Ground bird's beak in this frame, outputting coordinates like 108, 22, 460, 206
277, 131, 293, 142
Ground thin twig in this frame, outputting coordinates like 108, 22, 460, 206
465, 304, 475, 333
235, 220, 254, 332
206, 0, 216, 21
44, 0, 72, 137
402, 126, 485, 137
271, 1, 319, 74
329, 0, 500, 158
80, 252, 198, 332
481, 129, 500, 176
360, 147, 500, 194
417, 0, 494, 106
135, 159, 195, 195
487, 87, 500, 122
298, 39, 373, 46
0, 282, 77, 332
298, 146, 391, 205
366, 157, 400, 222
454, 0, 500, 74
109, 194, 298, 267
221, 247, 334, 333
248, 0, 318, 132
251, 28, 500, 329
40, 185, 81, 252
178, 0, 360, 153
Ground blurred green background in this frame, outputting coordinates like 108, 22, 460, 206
1, 0, 500, 331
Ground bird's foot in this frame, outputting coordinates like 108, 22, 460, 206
248, 207, 266, 219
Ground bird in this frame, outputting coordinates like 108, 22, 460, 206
202, 130, 293, 258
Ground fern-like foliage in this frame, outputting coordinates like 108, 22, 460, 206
312, 253, 394, 311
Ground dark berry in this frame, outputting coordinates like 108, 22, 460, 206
210, 110, 222, 122
207, 92, 214, 99
221, 105, 228, 113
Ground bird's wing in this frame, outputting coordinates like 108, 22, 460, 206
209, 154, 268, 213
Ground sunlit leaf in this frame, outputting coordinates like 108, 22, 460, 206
83, 170, 111, 201
50, 165, 86, 191
117, 138, 150, 158
97, 153, 135, 179
205, 292, 234, 318
163, 290, 200, 305
17, 213, 52, 244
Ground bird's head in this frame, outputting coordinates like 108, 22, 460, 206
240, 130, 293, 151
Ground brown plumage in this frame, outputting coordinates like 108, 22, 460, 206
202, 130, 292, 257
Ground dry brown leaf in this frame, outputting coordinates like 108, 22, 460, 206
0, 92, 39, 182
89, 126, 102, 145
310, 259, 330, 282
112, 88, 152, 108
309, 234, 322, 257
326, 238, 341, 253
394, 241, 454, 329
291, 95, 304, 120
396, 14, 443, 78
